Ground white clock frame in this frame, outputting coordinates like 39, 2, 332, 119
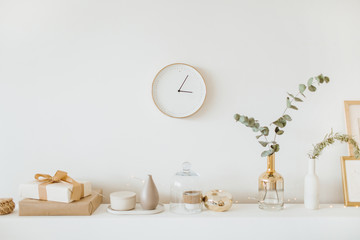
152, 63, 207, 118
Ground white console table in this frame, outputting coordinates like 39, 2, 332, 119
1, 204, 360, 240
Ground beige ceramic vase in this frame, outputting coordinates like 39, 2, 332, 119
140, 175, 159, 210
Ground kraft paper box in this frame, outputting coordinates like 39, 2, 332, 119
19, 189, 103, 216
19, 180, 92, 203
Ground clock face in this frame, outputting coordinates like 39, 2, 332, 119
152, 63, 207, 118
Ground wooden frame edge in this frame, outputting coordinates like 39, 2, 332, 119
341, 156, 360, 206
344, 101, 360, 156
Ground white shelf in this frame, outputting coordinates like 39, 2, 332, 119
1, 204, 360, 240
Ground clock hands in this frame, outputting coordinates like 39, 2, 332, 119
178, 75, 189, 92
178, 75, 193, 93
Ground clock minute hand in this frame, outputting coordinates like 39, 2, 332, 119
178, 75, 189, 92
179, 90, 193, 93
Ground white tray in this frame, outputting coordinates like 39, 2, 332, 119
107, 203, 165, 215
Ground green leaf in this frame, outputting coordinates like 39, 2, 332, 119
307, 77, 314, 86
260, 126, 269, 136
248, 118, 255, 127
275, 127, 284, 135
259, 141, 268, 147
273, 118, 287, 128
324, 76, 330, 83
239, 115, 246, 123
299, 84, 306, 93
286, 97, 291, 108
271, 144, 280, 152
276, 130, 284, 135
243, 116, 249, 126
308, 85, 316, 92
273, 120, 283, 128
256, 134, 262, 139
283, 114, 292, 121
294, 97, 303, 102
317, 74, 324, 84
234, 114, 240, 121
261, 149, 275, 157
290, 105, 298, 110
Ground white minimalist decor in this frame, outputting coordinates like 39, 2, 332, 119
152, 63, 207, 118
107, 203, 164, 215
304, 158, 320, 210
110, 191, 136, 211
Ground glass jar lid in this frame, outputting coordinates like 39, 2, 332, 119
175, 162, 199, 177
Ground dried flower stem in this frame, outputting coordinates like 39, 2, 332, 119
308, 131, 360, 159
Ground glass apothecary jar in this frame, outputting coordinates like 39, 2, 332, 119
170, 162, 202, 214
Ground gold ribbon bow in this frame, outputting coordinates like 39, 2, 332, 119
35, 170, 83, 201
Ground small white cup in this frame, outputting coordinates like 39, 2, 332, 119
110, 191, 136, 211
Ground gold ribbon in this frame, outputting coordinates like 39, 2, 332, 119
34, 170, 83, 201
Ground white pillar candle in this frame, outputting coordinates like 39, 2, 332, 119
110, 191, 136, 211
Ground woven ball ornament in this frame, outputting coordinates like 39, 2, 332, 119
0, 198, 15, 215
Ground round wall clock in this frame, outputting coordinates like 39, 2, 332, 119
152, 63, 207, 118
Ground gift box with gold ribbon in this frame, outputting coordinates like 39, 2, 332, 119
19, 170, 92, 203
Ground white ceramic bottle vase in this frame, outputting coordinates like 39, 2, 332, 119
140, 175, 159, 210
304, 158, 320, 210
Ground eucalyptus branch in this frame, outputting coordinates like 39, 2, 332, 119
308, 131, 360, 159
234, 74, 330, 157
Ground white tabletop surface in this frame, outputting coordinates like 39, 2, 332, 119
1, 204, 360, 240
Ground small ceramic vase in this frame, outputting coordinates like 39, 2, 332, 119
140, 175, 159, 210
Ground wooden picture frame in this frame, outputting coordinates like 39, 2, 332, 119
344, 101, 360, 155
341, 156, 360, 206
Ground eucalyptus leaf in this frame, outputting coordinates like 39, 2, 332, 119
307, 77, 313, 86
324, 76, 330, 83
283, 114, 292, 121
276, 130, 284, 135
248, 118, 255, 127
256, 134, 262, 139
261, 149, 274, 157
259, 141, 268, 147
290, 105, 298, 110
260, 126, 269, 136
286, 97, 291, 108
308, 85, 317, 92
294, 97, 303, 102
273, 120, 284, 128
271, 144, 280, 152
299, 84, 306, 93
234, 114, 240, 121
288, 93, 295, 98
239, 115, 246, 123
317, 74, 324, 84
275, 127, 280, 133
243, 116, 249, 126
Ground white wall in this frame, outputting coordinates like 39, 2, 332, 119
1, 0, 360, 204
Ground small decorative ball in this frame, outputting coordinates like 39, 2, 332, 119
203, 190, 232, 212
0, 198, 15, 215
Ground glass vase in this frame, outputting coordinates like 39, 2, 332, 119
258, 154, 284, 210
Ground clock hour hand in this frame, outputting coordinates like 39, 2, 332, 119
178, 75, 189, 92
179, 90, 193, 93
